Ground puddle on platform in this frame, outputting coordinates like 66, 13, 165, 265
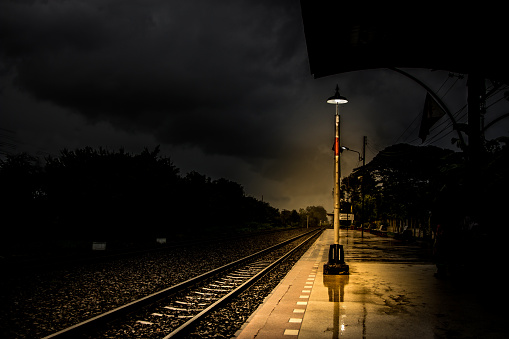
323, 275, 350, 338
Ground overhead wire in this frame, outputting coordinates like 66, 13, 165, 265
424, 129, 456, 145
0, 128, 18, 156
370, 139, 386, 152
394, 110, 423, 144
415, 72, 471, 146
424, 105, 468, 146
440, 76, 460, 98
428, 103, 467, 134
365, 143, 379, 157
424, 84, 509, 146
403, 122, 424, 144
369, 73, 509, 153
485, 90, 508, 110
425, 104, 469, 146
392, 72, 508, 148
436, 75, 451, 94
393, 72, 460, 146
0, 128, 59, 159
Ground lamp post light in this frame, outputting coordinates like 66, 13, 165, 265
341, 146, 363, 162
341, 145, 364, 237
327, 85, 348, 245
324, 84, 349, 275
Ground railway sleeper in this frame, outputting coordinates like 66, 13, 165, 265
164, 306, 204, 312
201, 287, 229, 292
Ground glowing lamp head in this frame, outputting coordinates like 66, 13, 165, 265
327, 84, 348, 104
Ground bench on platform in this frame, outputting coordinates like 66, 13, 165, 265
369, 225, 388, 237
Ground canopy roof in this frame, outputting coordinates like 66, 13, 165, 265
300, 1, 509, 83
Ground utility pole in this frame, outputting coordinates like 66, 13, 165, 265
361, 136, 366, 238
467, 73, 485, 222
362, 136, 367, 167
467, 73, 485, 164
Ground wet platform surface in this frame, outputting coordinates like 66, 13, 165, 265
236, 229, 506, 338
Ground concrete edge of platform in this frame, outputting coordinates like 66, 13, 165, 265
234, 231, 328, 338
233, 287, 274, 337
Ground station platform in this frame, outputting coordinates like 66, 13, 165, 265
235, 228, 506, 338
236, 228, 344, 338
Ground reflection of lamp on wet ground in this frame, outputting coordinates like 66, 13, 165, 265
323, 274, 349, 302
324, 85, 350, 275
323, 274, 350, 338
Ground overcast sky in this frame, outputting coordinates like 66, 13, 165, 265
2, 0, 509, 212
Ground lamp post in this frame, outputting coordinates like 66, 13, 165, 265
341, 145, 363, 234
327, 85, 348, 245
324, 85, 349, 275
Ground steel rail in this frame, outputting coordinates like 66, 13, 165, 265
164, 228, 323, 338
42, 228, 321, 338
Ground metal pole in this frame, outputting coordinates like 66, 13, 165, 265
361, 136, 366, 238
334, 104, 340, 244
467, 73, 484, 163
467, 73, 485, 223
324, 85, 349, 276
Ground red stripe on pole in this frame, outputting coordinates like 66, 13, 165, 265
335, 137, 339, 156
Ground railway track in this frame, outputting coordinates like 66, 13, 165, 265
43, 228, 323, 338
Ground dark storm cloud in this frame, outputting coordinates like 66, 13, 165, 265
4, 1, 508, 212
0, 0, 307, 159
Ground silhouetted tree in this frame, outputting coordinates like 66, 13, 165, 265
280, 209, 301, 227
299, 206, 328, 227
0, 153, 44, 243
43, 146, 180, 242
343, 144, 453, 228
1, 146, 287, 251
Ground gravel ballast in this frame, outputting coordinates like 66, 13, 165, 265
0, 228, 314, 338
